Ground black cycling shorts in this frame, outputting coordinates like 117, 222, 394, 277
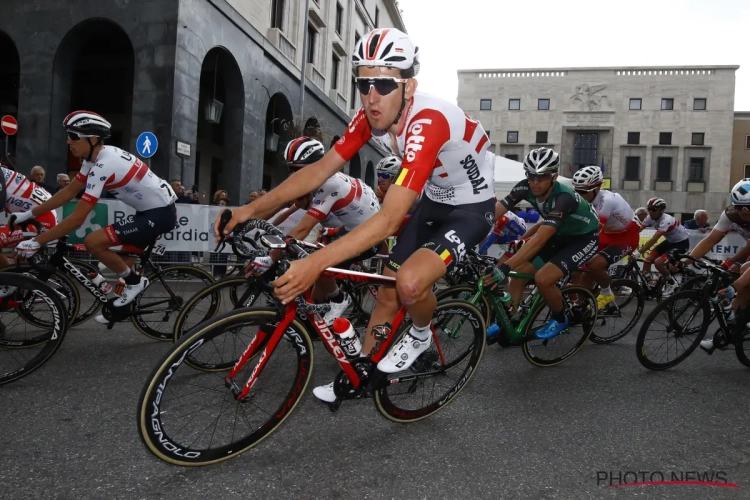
386, 196, 495, 273
652, 238, 690, 260
531, 231, 599, 276
104, 204, 177, 251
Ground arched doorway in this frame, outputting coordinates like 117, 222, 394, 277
263, 93, 293, 190
0, 31, 20, 166
51, 19, 135, 178
349, 152, 362, 179
365, 160, 375, 188
196, 47, 245, 205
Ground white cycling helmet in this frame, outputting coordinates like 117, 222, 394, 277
647, 197, 667, 209
572, 166, 604, 190
284, 136, 325, 166
523, 147, 560, 175
63, 110, 111, 138
731, 179, 750, 206
376, 155, 402, 177
352, 28, 420, 78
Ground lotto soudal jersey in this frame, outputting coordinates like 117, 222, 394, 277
501, 180, 599, 236
74, 147, 177, 212
335, 92, 494, 206
2, 167, 53, 213
714, 205, 750, 239
642, 213, 689, 243
306, 172, 380, 231
592, 189, 636, 233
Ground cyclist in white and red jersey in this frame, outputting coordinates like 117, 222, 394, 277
14, 111, 177, 307
248, 137, 381, 328
571, 166, 639, 309
631, 197, 689, 295
219, 28, 494, 390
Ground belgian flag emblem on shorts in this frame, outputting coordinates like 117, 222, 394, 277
440, 249, 453, 266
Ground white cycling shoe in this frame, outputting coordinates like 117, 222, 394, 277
0, 285, 17, 298
312, 382, 337, 403
114, 277, 149, 307
377, 331, 432, 374
322, 293, 352, 326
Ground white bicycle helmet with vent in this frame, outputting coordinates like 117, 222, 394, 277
523, 147, 560, 175
731, 179, 750, 206
376, 155, 402, 177
352, 28, 420, 78
572, 166, 604, 190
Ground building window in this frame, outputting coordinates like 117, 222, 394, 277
271, 0, 285, 30
375, 6, 380, 27
331, 53, 340, 90
691, 132, 705, 146
656, 157, 672, 181
694, 98, 707, 111
659, 132, 672, 145
627, 132, 640, 145
505, 154, 519, 161
509, 98, 521, 110
744, 164, 750, 178
485, 131, 490, 139
625, 157, 640, 180
350, 77, 357, 109
746, 135, 750, 149
629, 98, 642, 110
480, 99, 492, 110
307, 24, 317, 64
688, 157, 705, 181
335, 3, 344, 36
538, 99, 550, 110
661, 98, 674, 110
536, 131, 548, 144
507, 131, 518, 143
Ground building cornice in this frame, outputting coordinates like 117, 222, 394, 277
458, 64, 740, 74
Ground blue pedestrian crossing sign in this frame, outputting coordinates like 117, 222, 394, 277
136, 132, 158, 158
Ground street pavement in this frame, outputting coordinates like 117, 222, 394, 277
2, 301, 750, 500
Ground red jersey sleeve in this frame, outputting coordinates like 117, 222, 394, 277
392, 109, 450, 194
334, 108, 372, 162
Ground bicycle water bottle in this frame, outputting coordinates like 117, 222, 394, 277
721, 299, 735, 321
88, 272, 112, 294
332, 318, 362, 358
113, 277, 126, 296
498, 292, 513, 309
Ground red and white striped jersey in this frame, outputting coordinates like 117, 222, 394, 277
642, 213, 689, 243
591, 189, 636, 233
334, 92, 495, 206
2, 166, 54, 214
75, 146, 176, 211
306, 172, 379, 231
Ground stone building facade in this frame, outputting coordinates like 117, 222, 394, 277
458, 65, 739, 220
0, 0, 404, 204
730, 112, 750, 186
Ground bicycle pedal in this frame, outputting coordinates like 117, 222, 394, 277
328, 399, 342, 413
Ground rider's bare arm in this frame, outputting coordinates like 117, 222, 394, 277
638, 232, 663, 255
505, 225, 556, 269
494, 202, 507, 220
30, 177, 84, 216
688, 229, 725, 260
728, 240, 750, 266
271, 205, 299, 226
34, 200, 93, 245
286, 214, 320, 242
522, 221, 543, 239
307, 185, 418, 269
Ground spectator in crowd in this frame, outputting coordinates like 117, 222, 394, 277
248, 190, 259, 204
634, 207, 648, 224
259, 190, 267, 197
30, 165, 56, 194
213, 189, 229, 205
171, 179, 199, 204
683, 209, 710, 233
56, 173, 70, 193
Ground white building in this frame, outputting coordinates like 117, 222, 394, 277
458, 65, 739, 220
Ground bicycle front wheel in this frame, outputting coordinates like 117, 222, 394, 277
0, 273, 69, 385
375, 300, 486, 423
589, 279, 644, 344
635, 290, 710, 370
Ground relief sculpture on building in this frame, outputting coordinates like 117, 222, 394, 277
569, 83, 611, 111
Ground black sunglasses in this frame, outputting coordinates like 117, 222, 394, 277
355, 77, 409, 96
647, 207, 662, 212
525, 173, 554, 182
377, 172, 394, 180
574, 188, 595, 195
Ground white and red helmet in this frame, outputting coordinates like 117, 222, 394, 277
572, 166, 604, 190
63, 110, 111, 138
284, 136, 325, 166
376, 155, 402, 177
647, 197, 667, 209
352, 28, 420, 78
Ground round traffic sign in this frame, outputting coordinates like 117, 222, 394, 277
1, 115, 18, 136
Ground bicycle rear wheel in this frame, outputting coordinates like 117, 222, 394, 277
589, 279, 644, 344
521, 285, 597, 366
138, 308, 313, 466
132, 265, 214, 341
635, 290, 710, 370
0, 273, 68, 385
374, 300, 486, 423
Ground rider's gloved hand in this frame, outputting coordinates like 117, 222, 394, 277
12, 211, 34, 225
15, 238, 41, 259
720, 285, 736, 300
631, 250, 641, 260
249, 255, 274, 275
487, 263, 511, 284
507, 239, 526, 255
721, 259, 734, 271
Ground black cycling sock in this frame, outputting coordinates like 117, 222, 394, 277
124, 272, 141, 286
552, 309, 566, 324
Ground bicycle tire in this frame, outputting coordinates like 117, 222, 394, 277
0, 273, 68, 385
435, 284, 492, 327
522, 285, 597, 367
138, 307, 314, 466
132, 265, 215, 341
375, 300, 486, 423
589, 279, 644, 344
735, 328, 750, 368
635, 289, 710, 370
65, 258, 106, 326
2, 265, 81, 330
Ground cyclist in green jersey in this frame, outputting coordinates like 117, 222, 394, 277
486, 147, 599, 339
